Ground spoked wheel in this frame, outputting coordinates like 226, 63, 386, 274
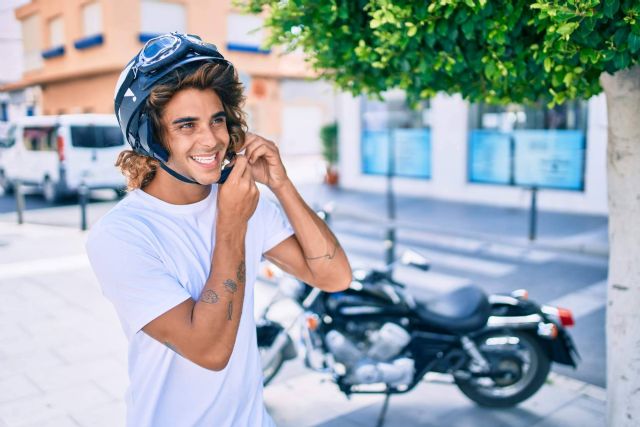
259, 344, 285, 386
454, 331, 550, 407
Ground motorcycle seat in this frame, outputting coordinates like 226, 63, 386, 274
414, 285, 490, 333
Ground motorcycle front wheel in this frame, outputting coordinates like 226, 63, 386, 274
259, 344, 285, 386
454, 331, 550, 408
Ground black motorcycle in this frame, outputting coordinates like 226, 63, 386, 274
257, 249, 579, 426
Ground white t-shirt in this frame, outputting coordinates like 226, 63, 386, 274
86, 186, 293, 427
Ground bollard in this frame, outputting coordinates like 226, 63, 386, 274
15, 180, 24, 225
528, 187, 538, 241
79, 182, 89, 231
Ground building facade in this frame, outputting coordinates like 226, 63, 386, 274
337, 92, 608, 215
1, 0, 336, 169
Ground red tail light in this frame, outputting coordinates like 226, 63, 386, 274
557, 308, 575, 327
56, 135, 65, 162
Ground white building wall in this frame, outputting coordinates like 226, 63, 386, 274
0, 0, 29, 84
338, 92, 608, 215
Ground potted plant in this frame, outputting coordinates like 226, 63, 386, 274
320, 122, 339, 186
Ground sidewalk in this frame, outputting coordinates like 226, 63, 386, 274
0, 218, 607, 426
0, 183, 609, 257
295, 184, 609, 257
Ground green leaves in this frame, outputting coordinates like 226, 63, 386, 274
239, 0, 638, 106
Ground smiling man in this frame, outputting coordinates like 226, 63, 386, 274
85, 33, 351, 427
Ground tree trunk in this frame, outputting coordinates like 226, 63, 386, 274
600, 65, 640, 427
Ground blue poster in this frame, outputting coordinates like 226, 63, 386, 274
513, 130, 585, 190
468, 130, 512, 185
361, 129, 431, 179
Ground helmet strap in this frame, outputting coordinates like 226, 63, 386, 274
157, 161, 202, 185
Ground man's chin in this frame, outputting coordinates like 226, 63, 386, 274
194, 172, 222, 186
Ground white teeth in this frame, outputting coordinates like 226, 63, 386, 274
191, 154, 217, 164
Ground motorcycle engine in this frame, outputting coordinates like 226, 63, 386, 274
325, 322, 414, 387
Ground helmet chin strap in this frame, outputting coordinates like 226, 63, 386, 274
157, 161, 202, 185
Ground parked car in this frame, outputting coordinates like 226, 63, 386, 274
0, 114, 126, 202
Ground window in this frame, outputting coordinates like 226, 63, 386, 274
361, 91, 432, 179
469, 101, 587, 132
140, 0, 186, 40
71, 126, 124, 148
82, 2, 102, 36
226, 14, 269, 53
22, 14, 43, 71
48, 15, 64, 48
467, 101, 588, 191
23, 127, 57, 152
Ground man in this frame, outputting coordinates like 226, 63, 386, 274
86, 33, 351, 427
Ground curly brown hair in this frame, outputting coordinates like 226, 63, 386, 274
116, 62, 247, 190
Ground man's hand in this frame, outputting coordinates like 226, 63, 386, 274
242, 132, 289, 190
217, 155, 259, 227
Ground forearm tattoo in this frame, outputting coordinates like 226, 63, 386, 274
223, 279, 237, 294
200, 289, 219, 304
304, 239, 340, 261
237, 261, 246, 284
227, 301, 233, 320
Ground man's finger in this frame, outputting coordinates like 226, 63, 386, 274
226, 155, 248, 184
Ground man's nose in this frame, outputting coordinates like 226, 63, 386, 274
200, 127, 225, 149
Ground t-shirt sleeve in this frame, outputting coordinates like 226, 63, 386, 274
86, 222, 192, 339
259, 193, 295, 255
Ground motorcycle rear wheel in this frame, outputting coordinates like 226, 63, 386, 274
454, 331, 550, 408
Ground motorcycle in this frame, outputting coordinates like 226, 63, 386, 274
257, 246, 579, 426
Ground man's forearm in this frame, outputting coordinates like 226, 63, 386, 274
190, 226, 247, 369
272, 179, 351, 289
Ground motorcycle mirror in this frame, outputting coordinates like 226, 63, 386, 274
401, 249, 431, 271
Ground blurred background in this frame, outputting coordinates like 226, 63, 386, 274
0, 1, 608, 426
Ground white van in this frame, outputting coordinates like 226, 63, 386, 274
0, 114, 126, 202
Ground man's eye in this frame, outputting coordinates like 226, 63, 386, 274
180, 122, 194, 129
212, 117, 226, 125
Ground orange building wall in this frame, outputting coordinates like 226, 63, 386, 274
10, 0, 318, 139
41, 71, 119, 114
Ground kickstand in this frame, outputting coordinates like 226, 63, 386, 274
376, 392, 392, 427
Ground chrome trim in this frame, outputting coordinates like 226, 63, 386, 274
302, 287, 322, 309
489, 294, 521, 305
486, 314, 543, 328
340, 306, 385, 315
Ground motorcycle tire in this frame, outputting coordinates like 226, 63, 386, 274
259, 344, 285, 386
454, 331, 550, 408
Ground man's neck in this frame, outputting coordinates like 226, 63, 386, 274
143, 168, 212, 205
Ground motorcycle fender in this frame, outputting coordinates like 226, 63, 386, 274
536, 329, 580, 368
256, 320, 298, 361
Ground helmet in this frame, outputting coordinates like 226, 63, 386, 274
113, 32, 231, 184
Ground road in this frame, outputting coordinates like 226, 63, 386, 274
0, 190, 608, 388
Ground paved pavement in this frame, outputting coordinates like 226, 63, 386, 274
0, 182, 609, 426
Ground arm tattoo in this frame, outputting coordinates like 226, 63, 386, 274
200, 289, 219, 304
227, 301, 233, 320
237, 261, 246, 284
224, 279, 238, 294
165, 341, 181, 356
304, 239, 340, 261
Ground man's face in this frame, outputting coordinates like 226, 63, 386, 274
161, 87, 230, 185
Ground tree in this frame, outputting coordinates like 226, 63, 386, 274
242, 0, 640, 424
